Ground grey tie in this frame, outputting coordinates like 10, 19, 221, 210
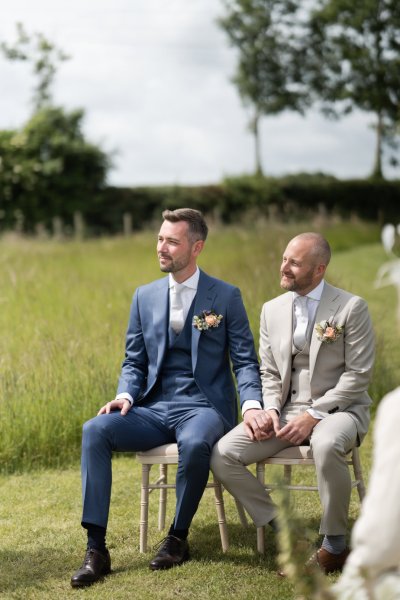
170, 283, 184, 334
293, 295, 309, 349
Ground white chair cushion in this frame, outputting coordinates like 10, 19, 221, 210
136, 443, 179, 463
261, 445, 314, 461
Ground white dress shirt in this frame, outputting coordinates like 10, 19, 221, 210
168, 268, 199, 325
246, 280, 325, 419
292, 279, 324, 342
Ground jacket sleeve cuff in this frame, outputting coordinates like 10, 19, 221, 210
264, 405, 280, 416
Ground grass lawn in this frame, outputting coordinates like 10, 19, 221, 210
0, 450, 370, 600
0, 220, 395, 598
0, 220, 391, 473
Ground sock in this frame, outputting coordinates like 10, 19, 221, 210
84, 523, 107, 553
322, 534, 346, 554
168, 523, 188, 541
269, 518, 280, 533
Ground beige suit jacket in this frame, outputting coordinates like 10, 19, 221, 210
259, 281, 375, 442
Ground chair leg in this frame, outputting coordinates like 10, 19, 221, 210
235, 499, 248, 527
283, 464, 293, 509
257, 526, 265, 554
284, 464, 292, 486
256, 462, 266, 554
140, 464, 151, 553
158, 464, 168, 530
213, 475, 229, 552
351, 447, 366, 501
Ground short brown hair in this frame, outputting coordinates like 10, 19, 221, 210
162, 208, 208, 242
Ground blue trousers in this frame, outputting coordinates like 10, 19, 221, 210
81, 399, 225, 531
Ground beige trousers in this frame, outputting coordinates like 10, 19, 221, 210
211, 412, 357, 534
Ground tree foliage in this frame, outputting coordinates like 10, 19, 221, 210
0, 25, 111, 232
308, 0, 400, 178
218, 0, 310, 175
1, 22, 69, 110
219, 0, 400, 179
0, 107, 110, 231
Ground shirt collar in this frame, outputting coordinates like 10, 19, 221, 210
169, 267, 200, 290
293, 279, 325, 302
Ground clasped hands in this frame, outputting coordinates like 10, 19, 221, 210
243, 408, 319, 444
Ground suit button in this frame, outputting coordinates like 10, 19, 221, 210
292, 390, 296, 395
292, 367, 296, 372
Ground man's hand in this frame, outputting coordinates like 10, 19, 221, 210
97, 399, 131, 416
276, 412, 319, 445
243, 408, 280, 441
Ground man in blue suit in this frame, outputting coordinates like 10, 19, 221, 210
71, 208, 262, 587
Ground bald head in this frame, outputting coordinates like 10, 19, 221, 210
280, 232, 331, 295
290, 232, 331, 266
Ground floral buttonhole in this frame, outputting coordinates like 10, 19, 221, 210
315, 318, 343, 343
193, 310, 223, 331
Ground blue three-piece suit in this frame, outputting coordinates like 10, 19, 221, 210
81, 270, 262, 531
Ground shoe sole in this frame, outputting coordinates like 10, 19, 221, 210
149, 553, 190, 571
70, 568, 112, 587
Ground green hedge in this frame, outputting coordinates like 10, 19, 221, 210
88, 175, 399, 233
1, 173, 399, 234
84, 184, 228, 234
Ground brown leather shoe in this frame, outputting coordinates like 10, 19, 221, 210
71, 548, 111, 587
277, 546, 350, 578
149, 535, 190, 570
306, 547, 350, 574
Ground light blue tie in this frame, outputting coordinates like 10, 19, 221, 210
293, 295, 309, 349
170, 283, 184, 333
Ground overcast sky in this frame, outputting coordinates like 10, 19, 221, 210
0, 0, 396, 186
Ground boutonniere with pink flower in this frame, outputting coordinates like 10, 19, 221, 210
315, 318, 343, 343
193, 310, 223, 331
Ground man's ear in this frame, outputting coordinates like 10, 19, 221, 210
193, 240, 205, 257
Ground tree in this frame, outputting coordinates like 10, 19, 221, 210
0, 107, 110, 231
308, 0, 400, 179
0, 25, 111, 233
218, 0, 310, 175
1, 22, 69, 110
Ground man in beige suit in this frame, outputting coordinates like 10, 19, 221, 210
211, 232, 375, 574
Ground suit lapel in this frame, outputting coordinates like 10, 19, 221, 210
152, 277, 170, 373
191, 270, 217, 372
309, 282, 340, 377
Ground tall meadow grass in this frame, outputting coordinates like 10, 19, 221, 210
0, 220, 393, 474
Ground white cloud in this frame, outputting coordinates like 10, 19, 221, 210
0, 0, 397, 185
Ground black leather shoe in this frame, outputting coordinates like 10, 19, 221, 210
149, 535, 190, 570
71, 548, 111, 587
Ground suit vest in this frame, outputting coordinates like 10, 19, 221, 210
281, 339, 312, 423
150, 298, 210, 406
